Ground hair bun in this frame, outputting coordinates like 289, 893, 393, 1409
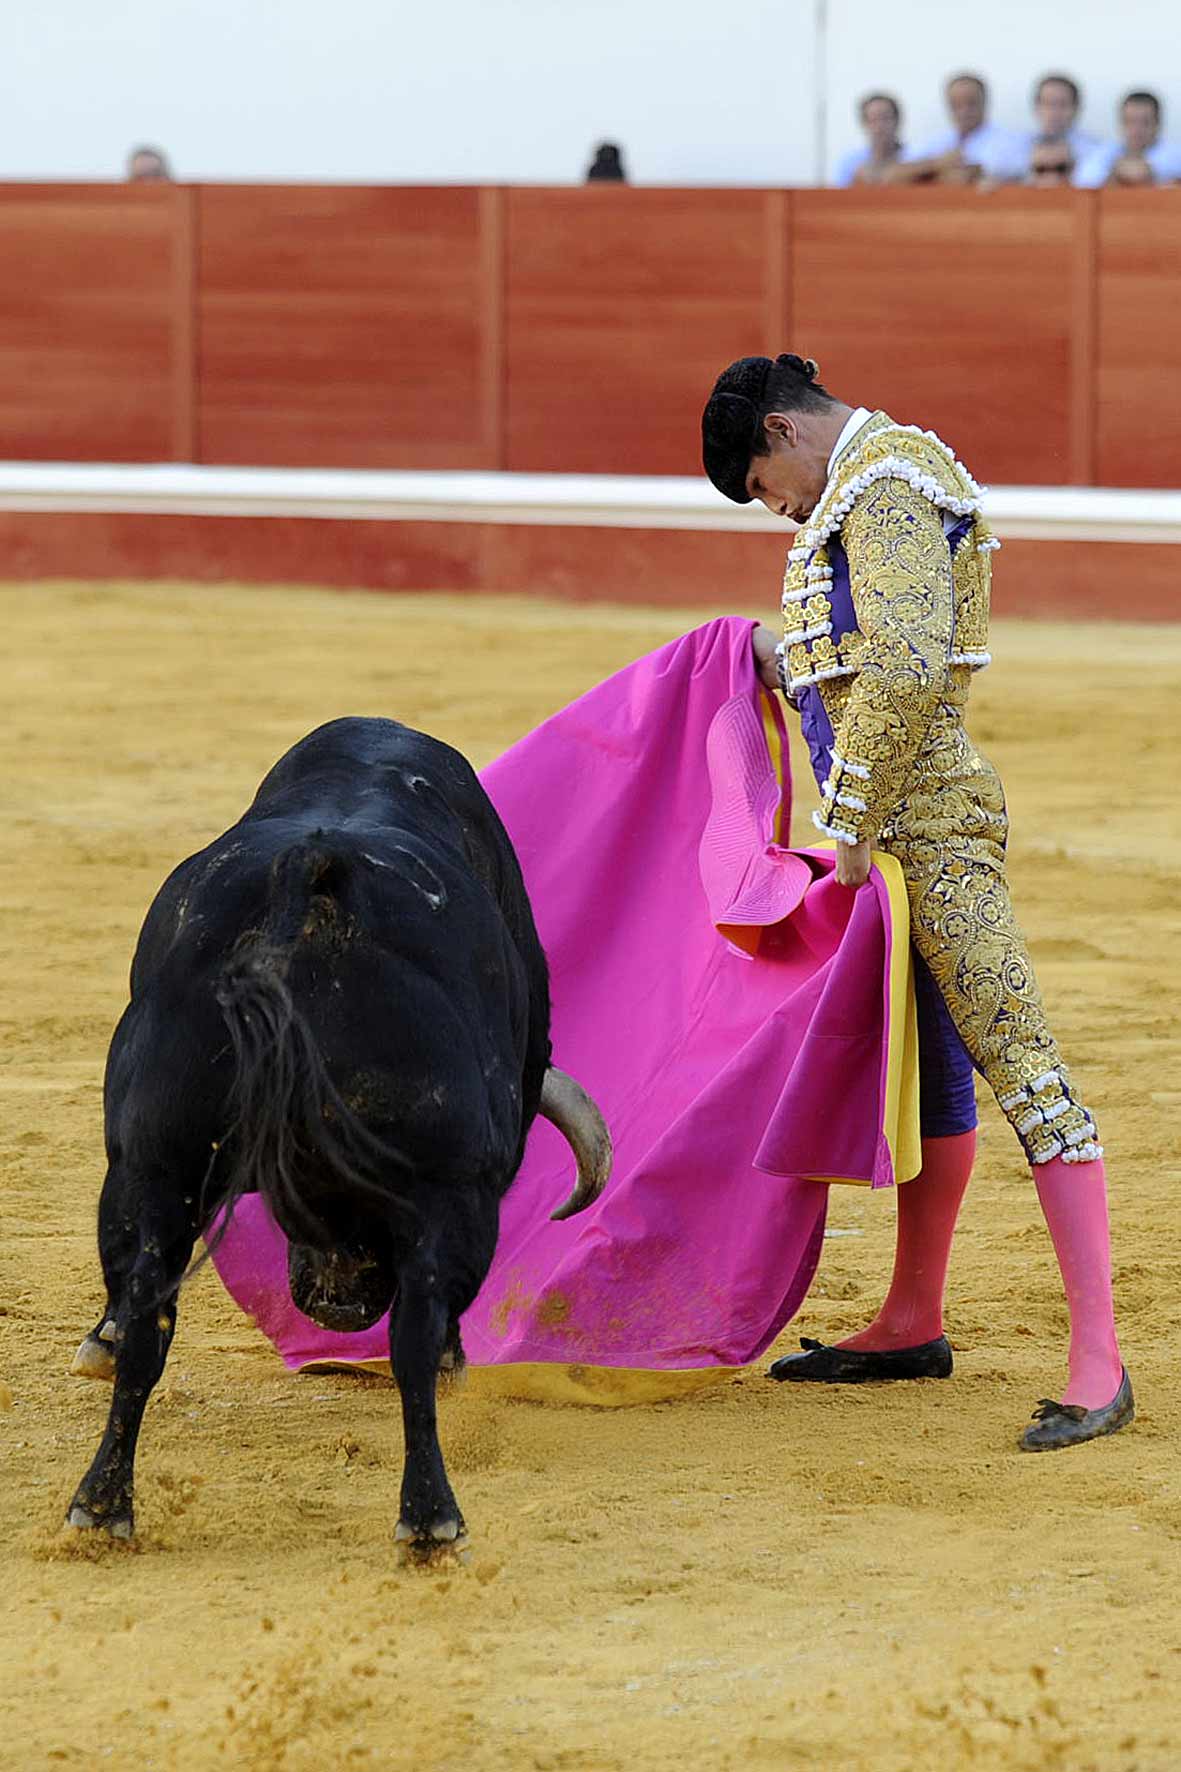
774, 352, 820, 381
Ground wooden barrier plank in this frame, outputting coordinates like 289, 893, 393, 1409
197, 185, 495, 468
1067, 189, 1098, 487
504, 188, 776, 476
763, 190, 791, 353
789, 189, 1079, 485
171, 185, 198, 463
478, 187, 506, 470
1, 512, 1175, 622
0, 185, 176, 462
1095, 192, 1181, 489
0, 511, 483, 590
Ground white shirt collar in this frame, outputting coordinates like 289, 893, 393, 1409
827, 407, 873, 476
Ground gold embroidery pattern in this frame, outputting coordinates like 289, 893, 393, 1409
817, 477, 955, 840
881, 759, 1100, 1165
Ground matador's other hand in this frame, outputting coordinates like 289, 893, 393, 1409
752, 624, 782, 691
835, 838, 872, 889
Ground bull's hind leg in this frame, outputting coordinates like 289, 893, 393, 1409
67, 1174, 194, 1538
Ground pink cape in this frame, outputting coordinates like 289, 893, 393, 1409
210, 618, 918, 1394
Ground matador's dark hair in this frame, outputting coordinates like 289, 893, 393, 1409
701, 353, 835, 505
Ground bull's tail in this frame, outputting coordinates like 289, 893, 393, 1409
205, 840, 413, 1253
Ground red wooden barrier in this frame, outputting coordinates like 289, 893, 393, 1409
1, 512, 1175, 623
503, 187, 783, 476
196, 185, 501, 469
1095, 191, 1181, 488
0, 183, 1178, 486
789, 188, 1086, 486
0, 184, 185, 463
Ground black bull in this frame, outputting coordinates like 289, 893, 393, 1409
68, 717, 611, 1549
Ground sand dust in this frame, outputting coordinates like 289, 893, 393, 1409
1, 582, 1178, 1771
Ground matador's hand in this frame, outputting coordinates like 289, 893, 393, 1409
835, 838, 872, 889
752, 624, 782, 691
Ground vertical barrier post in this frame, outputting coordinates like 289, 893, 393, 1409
478, 186, 506, 470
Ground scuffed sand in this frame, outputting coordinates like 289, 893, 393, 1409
1, 583, 1178, 1771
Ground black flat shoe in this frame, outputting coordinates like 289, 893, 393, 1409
1019, 1368, 1134, 1452
767, 1335, 953, 1384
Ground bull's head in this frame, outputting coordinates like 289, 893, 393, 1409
287, 1240, 393, 1333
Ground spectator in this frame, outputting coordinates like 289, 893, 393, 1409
906, 73, 1026, 183
834, 93, 905, 187
586, 142, 627, 183
127, 144, 171, 181
1025, 136, 1076, 187
1028, 73, 1098, 161
1107, 153, 1157, 187
1075, 91, 1181, 187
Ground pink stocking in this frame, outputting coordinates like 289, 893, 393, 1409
839, 1130, 976, 1352
1034, 1155, 1123, 1409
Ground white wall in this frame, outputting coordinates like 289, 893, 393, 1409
2, 0, 1173, 185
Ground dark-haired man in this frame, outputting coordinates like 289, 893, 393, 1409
699, 352, 1132, 1453
586, 142, 627, 183
834, 94, 905, 187
1076, 91, 1181, 187
127, 144, 171, 182
1025, 73, 1098, 164
906, 73, 1025, 182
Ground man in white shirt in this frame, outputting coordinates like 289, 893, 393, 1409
833, 93, 906, 188
1076, 90, 1181, 187
906, 72, 1026, 183
1024, 73, 1098, 165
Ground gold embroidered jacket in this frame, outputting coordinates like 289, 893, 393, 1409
779, 413, 998, 847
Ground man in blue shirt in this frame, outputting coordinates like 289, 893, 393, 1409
1024, 73, 1098, 165
1076, 90, 1181, 187
907, 72, 1026, 183
834, 93, 906, 187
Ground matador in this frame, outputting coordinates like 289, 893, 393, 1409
702, 351, 1131, 1451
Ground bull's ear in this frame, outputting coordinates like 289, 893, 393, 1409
539, 1068, 613, 1220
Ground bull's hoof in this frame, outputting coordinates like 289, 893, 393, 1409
438, 1334, 467, 1388
67, 1501, 134, 1540
288, 1243, 390, 1333
70, 1323, 117, 1382
395, 1514, 468, 1561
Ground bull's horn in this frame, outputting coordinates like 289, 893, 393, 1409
540, 1067, 613, 1221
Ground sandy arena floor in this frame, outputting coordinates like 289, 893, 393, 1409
1, 582, 1179, 1772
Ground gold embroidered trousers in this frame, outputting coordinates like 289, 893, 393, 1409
877, 715, 1100, 1165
